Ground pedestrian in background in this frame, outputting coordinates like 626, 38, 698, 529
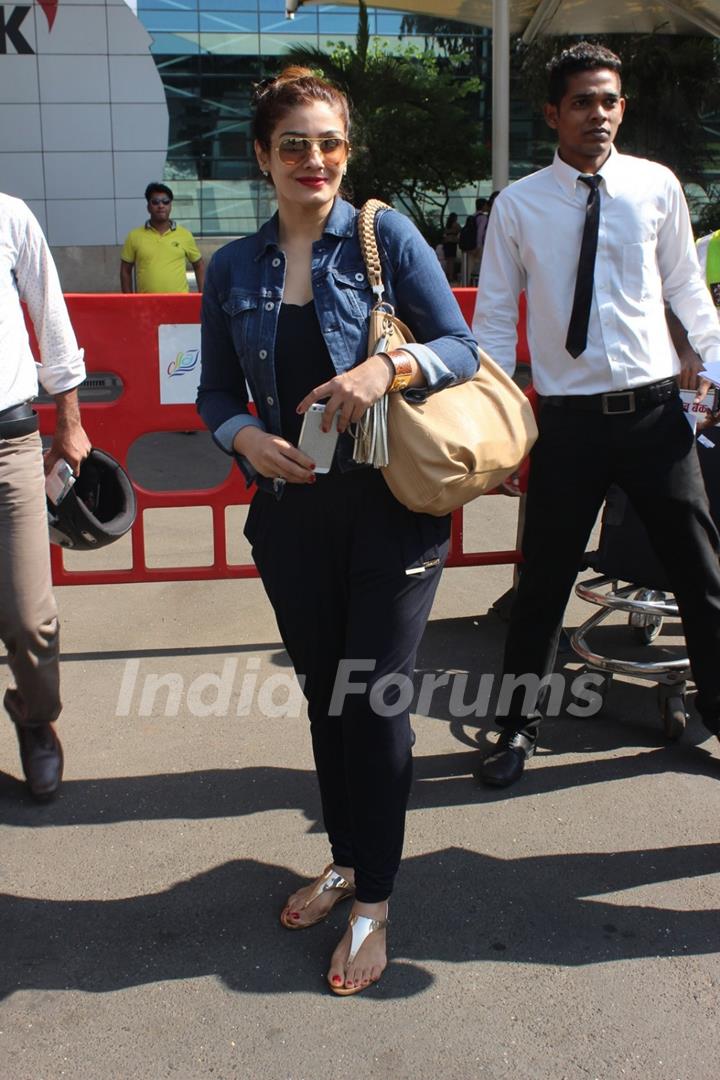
459, 208, 482, 286
120, 183, 204, 294
441, 211, 461, 283
696, 229, 720, 308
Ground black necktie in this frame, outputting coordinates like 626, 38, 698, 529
565, 174, 602, 358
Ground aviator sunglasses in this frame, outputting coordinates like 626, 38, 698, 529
274, 136, 350, 166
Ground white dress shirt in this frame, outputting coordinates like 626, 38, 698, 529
0, 193, 85, 411
473, 147, 720, 396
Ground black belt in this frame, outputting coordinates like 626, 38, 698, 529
0, 403, 39, 438
541, 377, 678, 415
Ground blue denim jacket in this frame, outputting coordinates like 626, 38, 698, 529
197, 197, 479, 492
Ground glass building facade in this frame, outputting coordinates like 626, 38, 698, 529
130, 4, 720, 238
135, 1, 491, 236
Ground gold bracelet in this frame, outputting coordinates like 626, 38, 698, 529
378, 350, 413, 393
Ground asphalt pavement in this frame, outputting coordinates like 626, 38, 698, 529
1, 436, 720, 1080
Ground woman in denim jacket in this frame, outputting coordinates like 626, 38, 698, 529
198, 67, 478, 996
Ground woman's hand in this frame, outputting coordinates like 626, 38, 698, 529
296, 355, 393, 433
233, 427, 316, 484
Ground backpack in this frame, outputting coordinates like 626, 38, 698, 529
458, 215, 478, 252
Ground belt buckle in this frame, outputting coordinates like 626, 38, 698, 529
602, 390, 635, 415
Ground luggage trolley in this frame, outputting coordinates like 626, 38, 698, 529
570, 568, 691, 740
569, 418, 720, 741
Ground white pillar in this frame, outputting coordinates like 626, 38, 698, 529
492, 0, 510, 191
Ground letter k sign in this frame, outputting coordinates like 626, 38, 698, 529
0, 0, 57, 55
0, 7, 33, 53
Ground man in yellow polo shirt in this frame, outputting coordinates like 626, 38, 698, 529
697, 230, 720, 309
120, 182, 204, 293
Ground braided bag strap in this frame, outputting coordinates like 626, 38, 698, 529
358, 199, 392, 299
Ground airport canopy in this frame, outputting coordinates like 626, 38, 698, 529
285, 1, 720, 42
284, 1, 720, 189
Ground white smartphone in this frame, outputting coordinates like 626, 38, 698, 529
298, 403, 340, 474
45, 458, 76, 506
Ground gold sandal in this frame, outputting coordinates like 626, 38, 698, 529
328, 909, 389, 996
280, 864, 355, 930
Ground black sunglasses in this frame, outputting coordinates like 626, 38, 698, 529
150, 197, 171, 206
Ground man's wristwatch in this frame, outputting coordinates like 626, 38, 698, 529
379, 350, 413, 393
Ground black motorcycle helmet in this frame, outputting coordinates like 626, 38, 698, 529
47, 448, 137, 550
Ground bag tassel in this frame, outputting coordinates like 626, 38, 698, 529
352, 394, 389, 468
352, 301, 404, 469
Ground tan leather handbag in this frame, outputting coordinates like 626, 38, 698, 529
353, 199, 538, 517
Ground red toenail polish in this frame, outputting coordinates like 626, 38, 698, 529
332, 975, 342, 984
290, 912, 299, 919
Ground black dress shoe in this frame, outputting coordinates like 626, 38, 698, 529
15, 723, 64, 801
475, 728, 537, 788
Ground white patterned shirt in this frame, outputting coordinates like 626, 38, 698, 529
0, 193, 85, 410
473, 147, 720, 395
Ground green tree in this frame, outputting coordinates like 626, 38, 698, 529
619, 34, 720, 187
398, 13, 487, 62
282, 1, 489, 240
694, 186, 720, 236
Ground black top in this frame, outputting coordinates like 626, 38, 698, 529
275, 302, 336, 447
274, 300, 365, 474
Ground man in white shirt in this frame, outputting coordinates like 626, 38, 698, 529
0, 193, 90, 799
472, 42, 720, 787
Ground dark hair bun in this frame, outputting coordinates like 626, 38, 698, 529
276, 65, 315, 83
251, 66, 316, 105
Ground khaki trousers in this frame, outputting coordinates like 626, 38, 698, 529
0, 431, 61, 727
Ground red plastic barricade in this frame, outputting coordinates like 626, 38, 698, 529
35, 291, 530, 585
454, 288, 530, 365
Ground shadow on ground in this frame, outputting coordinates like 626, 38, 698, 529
1, 843, 718, 1002
1, 731, 718, 828
3, 610, 717, 1001
1, 610, 717, 825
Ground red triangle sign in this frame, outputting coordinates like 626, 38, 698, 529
38, 0, 58, 31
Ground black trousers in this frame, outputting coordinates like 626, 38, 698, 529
245, 467, 449, 902
501, 393, 720, 732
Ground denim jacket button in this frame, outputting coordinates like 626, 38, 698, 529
355, 273, 365, 282
272, 257, 281, 267
264, 301, 274, 311
259, 349, 268, 359
266, 395, 274, 405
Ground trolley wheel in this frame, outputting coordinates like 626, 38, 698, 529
659, 692, 688, 741
628, 589, 664, 645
